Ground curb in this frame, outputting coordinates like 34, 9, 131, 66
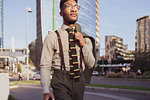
85, 86, 150, 95
9, 85, 19, 89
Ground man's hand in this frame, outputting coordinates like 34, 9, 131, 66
75, 32, 85, 47
43, 93, 55, 100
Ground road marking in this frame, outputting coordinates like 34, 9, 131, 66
85, 91, 135, 100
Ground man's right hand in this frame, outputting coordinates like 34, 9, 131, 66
43, 93, 55, 100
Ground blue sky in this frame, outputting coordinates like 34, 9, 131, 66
4, 0, 150, 55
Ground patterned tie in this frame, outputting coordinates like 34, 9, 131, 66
67, 28, 80, 82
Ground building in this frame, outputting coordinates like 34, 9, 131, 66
105, 35, 133, 63
0, 0, 3, 48
32, 0, 97, 69
135, 16, 150, 52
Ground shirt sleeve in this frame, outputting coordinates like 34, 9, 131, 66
82, 38, 95, 69
40, 33, 54, 94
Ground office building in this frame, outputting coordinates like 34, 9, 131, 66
0, 0, 3, 48
34, 0, 97, 69
135, 16, 150, 52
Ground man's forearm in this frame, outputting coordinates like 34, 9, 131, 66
40, 66, 51, 94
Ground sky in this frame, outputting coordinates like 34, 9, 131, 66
3, 0, 150, 55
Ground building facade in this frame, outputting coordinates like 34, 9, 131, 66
34, 0, 97, 69
135, 16, 150, 52
105, 35, 133, 63
0, 0, 3, 48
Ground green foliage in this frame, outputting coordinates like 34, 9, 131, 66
97, 60, 108, 64
95, 64, 101, 73
18, 64, 21, 73
132, 51, 150, 72
143, 71, 150, 77
25, 57, 35, 66
8, 95, 15, 100
10, 80, 40, 84
86, 84, 150, 91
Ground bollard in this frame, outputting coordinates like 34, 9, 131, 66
0, 71, 9, 100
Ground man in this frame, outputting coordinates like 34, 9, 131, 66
40, 0, 95, 100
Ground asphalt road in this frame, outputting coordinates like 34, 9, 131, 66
91, 76, 150, 88
10, 84, 150, 100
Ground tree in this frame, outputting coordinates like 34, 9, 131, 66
132, 51, 150, 72
18, 63, 22, 73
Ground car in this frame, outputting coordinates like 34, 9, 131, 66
33, 71, 53, 80
92, 71, 99, 75
33, 71, 40, 80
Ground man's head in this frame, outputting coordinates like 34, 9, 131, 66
60, 0, 80, 25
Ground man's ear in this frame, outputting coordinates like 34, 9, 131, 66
60, 11, 63, 16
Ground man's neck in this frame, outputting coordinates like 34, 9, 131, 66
64, 22, 75, 28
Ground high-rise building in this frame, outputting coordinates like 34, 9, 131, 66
105, 35, 133, 63
135, 16, 150, 52
0, 0, 3, 48
34, 0, 97, 69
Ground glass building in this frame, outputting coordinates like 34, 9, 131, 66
0, 0, 3, 48
35, 0, 96, 69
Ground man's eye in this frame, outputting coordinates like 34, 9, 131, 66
67, 5, 72, 8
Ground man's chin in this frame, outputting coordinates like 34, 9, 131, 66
69, 19, 77, 24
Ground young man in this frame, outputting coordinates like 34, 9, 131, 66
40, 0, 95, 100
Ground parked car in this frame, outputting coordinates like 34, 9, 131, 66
92, 71, 99, 75
33, 71, 53, 80
33, 71, 40, 80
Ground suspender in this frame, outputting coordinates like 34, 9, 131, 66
55, 30, 66, 70
55, 30, 83, 71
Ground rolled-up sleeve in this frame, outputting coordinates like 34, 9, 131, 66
40, 33, 54, 94
82, 38, 95, 69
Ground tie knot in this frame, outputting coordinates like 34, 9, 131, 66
66, 28, 74, 33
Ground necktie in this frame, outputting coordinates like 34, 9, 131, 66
67, 28, 80, 82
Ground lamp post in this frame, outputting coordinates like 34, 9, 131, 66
26, 7, 32, 81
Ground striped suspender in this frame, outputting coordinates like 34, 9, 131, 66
55, 30, 66, 70
55, 30, 83, 71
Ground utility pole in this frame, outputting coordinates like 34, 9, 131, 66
53, 0, 56, 31
96, 0, 100, 63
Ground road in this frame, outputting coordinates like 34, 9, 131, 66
91, 76, 150, 88
10, 84, 150, 100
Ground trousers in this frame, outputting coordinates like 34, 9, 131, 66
51, 69, 85, 100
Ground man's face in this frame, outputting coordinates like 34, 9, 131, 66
61, 0, 80, 24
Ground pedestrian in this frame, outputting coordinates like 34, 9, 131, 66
18, 72, 23, 81
40, 0, 95, 100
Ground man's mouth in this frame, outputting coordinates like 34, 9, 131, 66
70, 13, 77, 17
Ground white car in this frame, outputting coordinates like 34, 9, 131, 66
33, 71, 53, 80
33, 71, 40, 80
92, 71, 99, 75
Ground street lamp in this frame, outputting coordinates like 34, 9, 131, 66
26, 7, 32, 81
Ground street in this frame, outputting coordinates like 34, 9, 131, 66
10, 84, 150, 100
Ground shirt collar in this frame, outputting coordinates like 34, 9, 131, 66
61, 24, 75, 31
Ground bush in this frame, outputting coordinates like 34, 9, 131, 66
106, 72, 116, 78
116, 72, 124, 78
8, 95, 15, 100
143, 71, 150, 77
127, 72, 136, 78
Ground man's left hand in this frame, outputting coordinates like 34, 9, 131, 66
75, 32, 85, 47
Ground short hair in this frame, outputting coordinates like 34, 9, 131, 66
60, 0, 78, 11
